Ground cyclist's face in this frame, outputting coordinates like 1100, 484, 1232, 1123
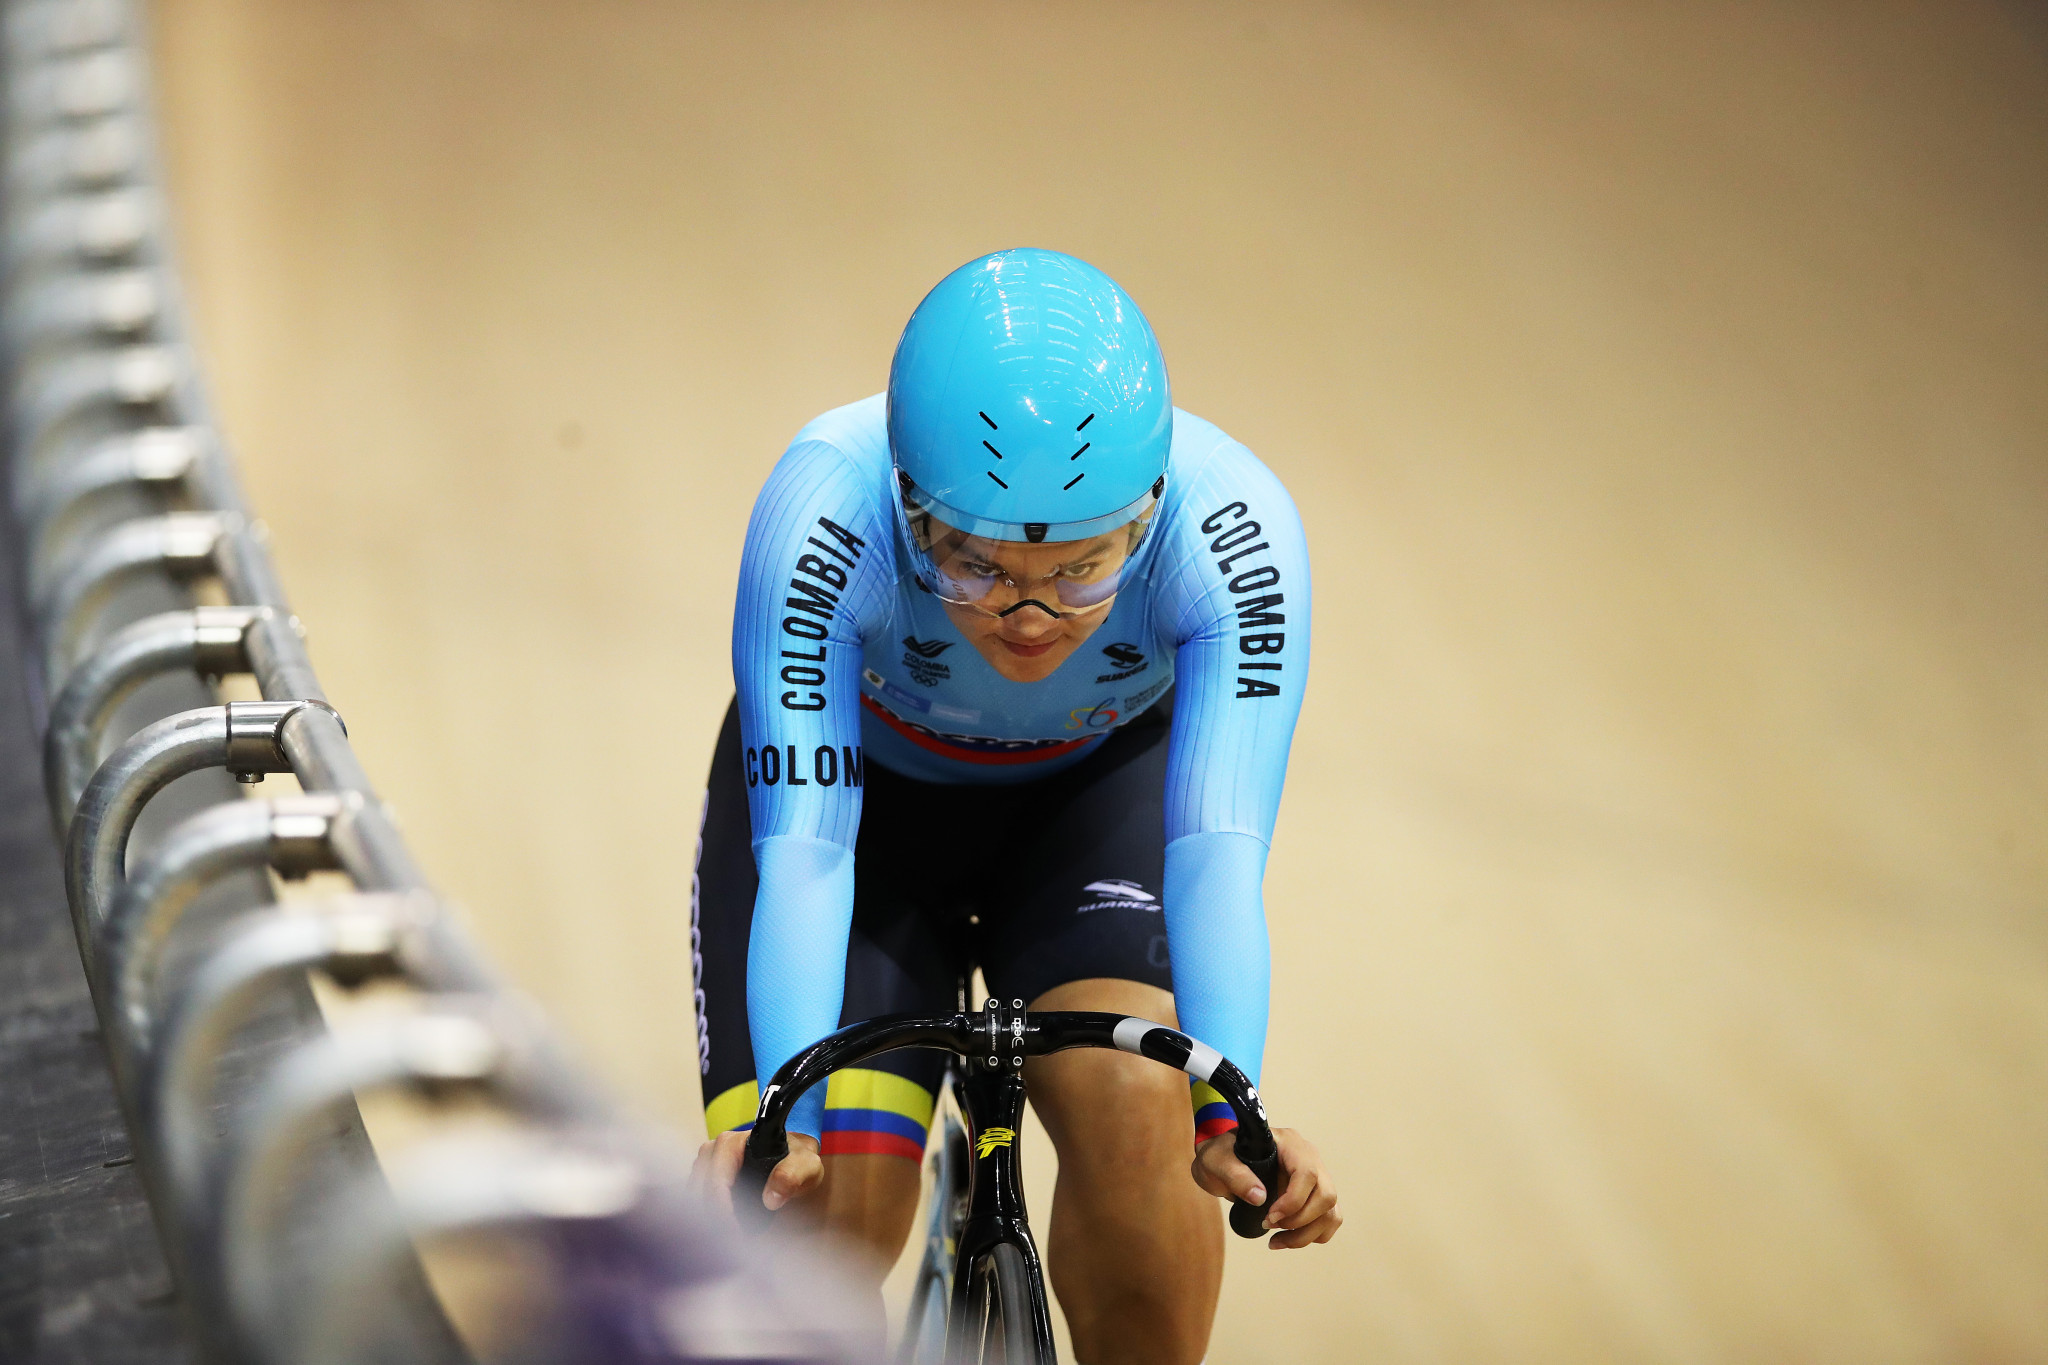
929, 529, 1126, 682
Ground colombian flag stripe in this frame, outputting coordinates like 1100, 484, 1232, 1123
824, 1067, 937, 1128
862, 694, 1098, 766
1191, 1080, 1239, 1143
707, 1069, 937, 1145
705, 1080, 761, 1137
822, 1108, 929, 1144
822, 1130, 927, 1162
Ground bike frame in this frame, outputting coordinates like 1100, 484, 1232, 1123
739, 999, 1284, 1362
945, 1049, 1056, 1358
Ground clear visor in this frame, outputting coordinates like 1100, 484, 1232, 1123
895, 471, 1165, 620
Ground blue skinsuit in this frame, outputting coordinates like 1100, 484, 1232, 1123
733, 394, 1309, 1138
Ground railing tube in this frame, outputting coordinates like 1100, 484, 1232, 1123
44, 603, 257, 822
288, 1132, 646, 1365
217, 1002, 551, 1345
35, 508, 234, 686
10, 338, 173, 467
146, 891, 441, 1211
15, 423, 199, 572
63, 700, 314, 943
102, 792, 348, 1069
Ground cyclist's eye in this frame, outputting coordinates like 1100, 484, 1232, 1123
959, 561, 1002, 579
1061, 562, 1101, 579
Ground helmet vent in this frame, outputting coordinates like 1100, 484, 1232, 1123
980, 411, 999, 430
1076, 413, 1095, 431
980, 414, 1004, 484
1071, 442, 1090, 461
1064, 473, 1085, 490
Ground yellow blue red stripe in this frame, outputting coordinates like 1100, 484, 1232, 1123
821, 1067, 935, 1161
705, 1079, 761, 1137
1192, 1080, 1238, 1144
706, 1069, 939, 1161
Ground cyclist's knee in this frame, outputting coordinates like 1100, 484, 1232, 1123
1032, 1049, 1191, 1176
1026, 978, 1189, 1161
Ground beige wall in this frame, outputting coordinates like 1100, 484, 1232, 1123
153, 3, 2048, 1359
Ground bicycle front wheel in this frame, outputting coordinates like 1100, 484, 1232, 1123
903, 1270, 948, 1365
966, 1243, 1037, 1365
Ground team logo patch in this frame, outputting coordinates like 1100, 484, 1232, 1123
1096, 641, 1149, 683
1078, 879, 1160, 914
901, 635, 954, 686
975, 1126, 1018, 1159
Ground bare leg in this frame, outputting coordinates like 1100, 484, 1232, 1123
1026, 978, 1223, 1365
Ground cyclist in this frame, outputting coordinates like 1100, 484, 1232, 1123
692, 249, 1341, 1362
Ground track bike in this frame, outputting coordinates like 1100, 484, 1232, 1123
739, 997, 1284, 1364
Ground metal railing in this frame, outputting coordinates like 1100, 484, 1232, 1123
1, 2, 863, 1360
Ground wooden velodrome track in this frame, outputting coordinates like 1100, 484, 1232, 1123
151, 3, 2046, 1360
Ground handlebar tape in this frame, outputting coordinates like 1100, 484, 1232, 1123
1105, 1016, 1283, 1239
1228, 1131, 1284, 1240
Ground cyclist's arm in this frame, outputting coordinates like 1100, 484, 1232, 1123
1155, 440, 1311, 1104
732, 438, 889, 1141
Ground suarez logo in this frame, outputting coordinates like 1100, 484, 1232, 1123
902, 636, 953, 659
1096, 641, 1148, 683
1066, 699, 1120, 731
975, 1126, 1018, 1159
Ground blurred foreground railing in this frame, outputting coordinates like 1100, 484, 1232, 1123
0, 2, 864, 1361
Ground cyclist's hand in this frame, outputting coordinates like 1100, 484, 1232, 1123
1191, 1126, 1342, 1250
691, 1129, 824, 1214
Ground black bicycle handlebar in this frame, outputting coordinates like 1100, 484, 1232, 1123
735, 1007, 1283, 1238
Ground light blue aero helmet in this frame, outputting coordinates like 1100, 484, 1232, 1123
887, 249, 1172, 617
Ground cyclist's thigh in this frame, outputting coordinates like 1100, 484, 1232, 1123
821, 911, 952, 1161
976, 711, 1174, 1008
826, 757, 971, 1160
696, 698, 952, 1154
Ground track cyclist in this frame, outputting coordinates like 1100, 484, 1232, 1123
692, 249, 1341, 1363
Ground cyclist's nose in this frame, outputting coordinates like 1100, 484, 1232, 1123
984, 574, 1060, 619
996, 599, 1062, 638
996, 596, 1062, 621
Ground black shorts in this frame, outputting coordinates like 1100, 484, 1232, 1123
692, 694, 1175, 1160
